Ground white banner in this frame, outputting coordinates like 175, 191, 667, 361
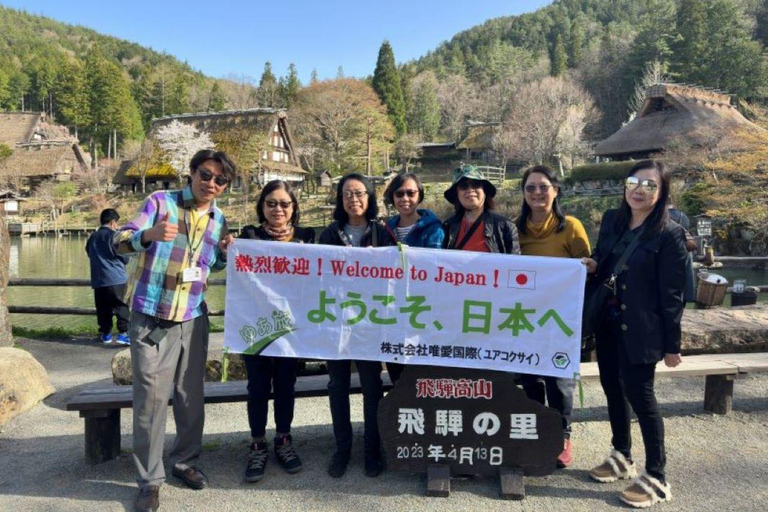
224, 240, 586, 378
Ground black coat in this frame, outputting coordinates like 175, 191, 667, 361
318, 220, 395, 248
592, 209, 687, 363
239, 224, 315, 244
442, 210, 521, 254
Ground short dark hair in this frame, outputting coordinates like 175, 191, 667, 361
384, 172, 425, 206
613, 159, 671, 237
333, 173, 378, 225
516, 165, 565, 234
256, 180, 300, 225
189, 149, 237, 182
100, 208, 120, 225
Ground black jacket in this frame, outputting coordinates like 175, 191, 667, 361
239, 224, 315, 244
318, 220, 395, 248
592, 209, 687, 363
442, 210, 521, 255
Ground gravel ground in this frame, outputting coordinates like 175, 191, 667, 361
1, 335, 767, 512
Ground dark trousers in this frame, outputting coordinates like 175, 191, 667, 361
386, 362, 404, 385
521, 374, 575, 438
327, 359, 383, 456
243, 354, 299, 439
596, 323, 666, 482
94, 284, 129, 334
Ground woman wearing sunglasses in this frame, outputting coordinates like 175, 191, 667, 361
442, 164, 519, 254
318, 173, 395, 479
515, 165, 590, 469
238, 180, 315, 484
382, 173, 444, 384
582, 160, 686, 508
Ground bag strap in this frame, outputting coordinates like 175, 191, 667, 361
455, 214, 484, 250
605, 226, 645, 289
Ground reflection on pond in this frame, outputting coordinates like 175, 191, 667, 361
7, 237, 767, 331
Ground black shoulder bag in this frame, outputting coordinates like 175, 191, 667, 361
582, 226, 645, 339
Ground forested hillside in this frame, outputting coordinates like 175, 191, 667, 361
408, 0, 768, 138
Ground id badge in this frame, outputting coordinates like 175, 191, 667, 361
182, 267, 202, 283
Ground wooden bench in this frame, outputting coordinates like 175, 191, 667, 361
579, 353, 768, 415
68, 353, 768, 465
67, 372, 393, 465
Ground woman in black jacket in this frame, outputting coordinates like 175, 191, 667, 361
239, 180, 314, 483
318, 173, 395, 479
441, 164, 520, 255
583, 160, 686, 508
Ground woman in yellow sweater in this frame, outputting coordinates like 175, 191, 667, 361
515, 165, 591, 468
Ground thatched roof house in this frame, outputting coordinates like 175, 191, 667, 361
595, 83, 767, 159
117, 108, 308, 191
456, 121, 500, 161
0, 141, 89, 189
0, 112, 43, 147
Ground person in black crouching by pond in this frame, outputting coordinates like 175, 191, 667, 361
239, 180, 315, 483
318, 173, 395, 479
582, 160, 686, 509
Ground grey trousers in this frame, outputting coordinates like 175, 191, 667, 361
129, 311, 209, 487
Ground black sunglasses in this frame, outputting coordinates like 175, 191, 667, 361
197, 168, 229, 187
394, 189, 419, 199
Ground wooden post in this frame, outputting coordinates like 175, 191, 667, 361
704, 374, 734, 414
427, 464, 450, 498
81, 409, 121, 464
499, 467, 525, 500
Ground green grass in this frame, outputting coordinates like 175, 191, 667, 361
202, 439, 222, 451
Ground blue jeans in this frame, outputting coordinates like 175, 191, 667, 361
243, 355, 299, 438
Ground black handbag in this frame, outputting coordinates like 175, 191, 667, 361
582, 226, 645, 338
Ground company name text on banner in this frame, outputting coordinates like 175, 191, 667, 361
224, 240, 586, 378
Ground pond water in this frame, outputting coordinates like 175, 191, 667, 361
7, 236, 768, 331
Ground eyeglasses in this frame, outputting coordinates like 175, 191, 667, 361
394, 189, 418, 199
524, 184, 553, 194
265, 200, 293, 210
457, 180, 483, 191
197, 168, 229, 187
625, 176, 658, 192
342, 190, 367, 200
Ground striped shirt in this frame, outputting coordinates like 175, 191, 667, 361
114, 186, 228, 322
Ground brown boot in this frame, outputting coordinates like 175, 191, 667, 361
620, 472, 672, 508
589, 449, 637, 483
134, 485, 159, 512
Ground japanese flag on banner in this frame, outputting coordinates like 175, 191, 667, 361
507, 269, 536, 290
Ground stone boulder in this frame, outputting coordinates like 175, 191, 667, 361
0, 347, 56, 425
111, 337, 247, 385
681, 304, 768, 353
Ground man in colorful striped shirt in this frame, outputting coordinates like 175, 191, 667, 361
114, 149, 236, 512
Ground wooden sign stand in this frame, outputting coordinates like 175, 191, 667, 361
380, 366, 563, 500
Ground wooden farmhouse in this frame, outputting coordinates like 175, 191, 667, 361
0, 112, 89, 193
457, 121, 501, 164
114, 108, 308, 192
595, 83, 768, 160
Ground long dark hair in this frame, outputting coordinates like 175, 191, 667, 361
384, 172, 424, 206
256, 180, 300, 226
332, 173, 378, 225
613, 159, 671, 237
516, 165, 565, 234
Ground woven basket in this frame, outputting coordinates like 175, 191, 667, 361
696, 276, 728, 308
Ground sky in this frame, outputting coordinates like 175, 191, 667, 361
1, 0, 552, 83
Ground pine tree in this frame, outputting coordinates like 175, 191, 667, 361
372, 40, 406, 136
166, 74, 190, 114
568, 20, 583, 68
56, 60, 90, 134
280, 63, 301, 107
208, 81, 226, 112
310, 69, 319, 84
550, 34, 567, 77
409, 72, 440, 141
257, 61, 280, 107
674, 0, 708, 83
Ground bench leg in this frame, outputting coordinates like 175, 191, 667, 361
704, 375, 734, 415
427, 464, 450, 497
499, 467, 525, 500
81, 409, 121, 464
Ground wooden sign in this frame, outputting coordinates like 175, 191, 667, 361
380, 366, 563, 480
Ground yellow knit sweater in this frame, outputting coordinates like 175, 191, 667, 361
518, 213, 591, 258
